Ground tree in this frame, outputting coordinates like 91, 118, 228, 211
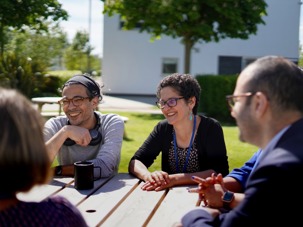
0, 0, 68, 55
64, 30, 101, 73
102, 0, 267, 73
5, 25, 69, 72
0, 26, 69, 98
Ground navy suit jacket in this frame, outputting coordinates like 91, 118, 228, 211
182, 118, 303, 227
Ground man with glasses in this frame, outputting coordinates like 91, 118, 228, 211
179, 56, 303, 226
128, 73, 229, 191
44, 74, 124, 178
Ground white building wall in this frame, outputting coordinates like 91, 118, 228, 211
102, 0, 301, 95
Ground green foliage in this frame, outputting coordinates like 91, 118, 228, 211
0, 53, 35, 97
48, 70, 82, 78
0, 0, 68, 55
102, 0, 267, 73
0, 53, 62, 98
5, 26, 69, 72
64, 31, 102, 73
197, 74, 238, 123
35, 74, 63, 97
0, 0, 68, 29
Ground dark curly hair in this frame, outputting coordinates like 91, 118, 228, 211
156, 73, 201, 114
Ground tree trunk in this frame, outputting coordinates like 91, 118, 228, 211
184, 39, 194, 74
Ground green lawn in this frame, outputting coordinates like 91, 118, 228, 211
104, 111, 258, 173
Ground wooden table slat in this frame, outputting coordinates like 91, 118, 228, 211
17, 177, 73, 202
147, 186, 199, 227
99, 181, 167, 227
55, 176, 114, 206
16, 173, 201, 227
77, 173, 140, 227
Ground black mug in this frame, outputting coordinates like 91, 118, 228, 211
74, 161, 102, 190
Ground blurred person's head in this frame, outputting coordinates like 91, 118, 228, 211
228, 56, 303, 147
0, 88, 52, 197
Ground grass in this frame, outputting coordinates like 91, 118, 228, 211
103, 111, 258, 173
50, 111, 258, 172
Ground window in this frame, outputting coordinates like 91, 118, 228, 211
218, 56, 242, 75
243, 58, 257, 67
218, 56, 258, 75
162, 58, 178, 76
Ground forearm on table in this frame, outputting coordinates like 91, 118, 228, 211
45, 129, 68, 162
92, 156, 120, 178
170, 169, 216, 186
128, 159, 150, 181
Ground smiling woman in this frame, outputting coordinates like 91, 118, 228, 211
128, 73, 229, 192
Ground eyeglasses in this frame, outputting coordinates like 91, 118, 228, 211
225, 92, 255, 109
156, 97, 184, 109
58, 96, 91, 107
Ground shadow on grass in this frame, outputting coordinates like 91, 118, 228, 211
129, 113, 164, 121
123, 136, 133, 141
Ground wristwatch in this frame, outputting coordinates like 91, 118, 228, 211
222, 191, 234, 210
54, 166, 62, 176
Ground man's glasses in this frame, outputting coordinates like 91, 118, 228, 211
58, 96, 91, 107
225, 92, 255, 109
156, 97, 184, 109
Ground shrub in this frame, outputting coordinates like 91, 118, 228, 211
196, 74, 238, 124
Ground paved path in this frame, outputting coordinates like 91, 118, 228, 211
37, 95, 162, 115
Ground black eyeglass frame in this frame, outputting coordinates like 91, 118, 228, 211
225, 92, 255, 109
58, 96, 91, 107
155, 97, 184, 109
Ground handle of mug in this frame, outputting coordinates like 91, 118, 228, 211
94, 166, 102, 180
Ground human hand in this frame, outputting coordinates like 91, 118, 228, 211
65, 125, 92, 146
189, 173, 226, 208
141, 171, 170, 191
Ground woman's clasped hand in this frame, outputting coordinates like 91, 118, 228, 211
141, 170, 170, 191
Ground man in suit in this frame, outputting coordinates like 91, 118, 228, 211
179, 56, 303, 226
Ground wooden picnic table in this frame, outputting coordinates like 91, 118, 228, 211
17, 173, 199, 227
31, 97, 62, 116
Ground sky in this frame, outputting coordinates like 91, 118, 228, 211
58, 0, 104, 57
58, 1, 303, 58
